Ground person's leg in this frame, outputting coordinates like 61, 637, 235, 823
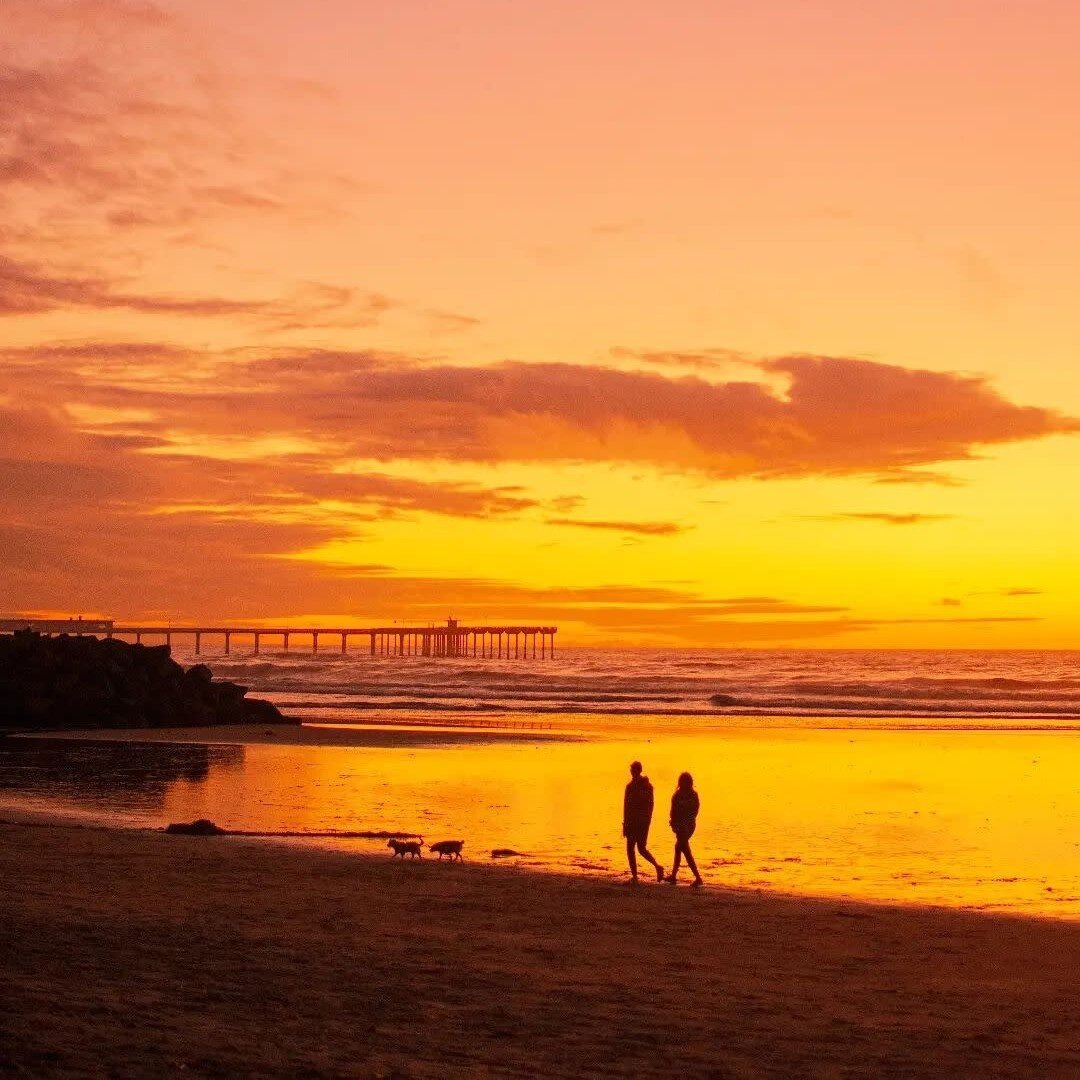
626, 836, 639, 880
669, 838, 684, 881
683, 841, 702, 884
636, 840, 664, 881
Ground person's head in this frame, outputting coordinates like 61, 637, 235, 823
629, 760, 643, 778
677, 771, 694, 791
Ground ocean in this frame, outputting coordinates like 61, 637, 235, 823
185, 646, 1080, 727
3, 647, 1080, 917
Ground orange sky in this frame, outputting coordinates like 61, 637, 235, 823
2, 0, 1079, 646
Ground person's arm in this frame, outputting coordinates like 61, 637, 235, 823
691, 791, 700, 821
622, 785, 630, 834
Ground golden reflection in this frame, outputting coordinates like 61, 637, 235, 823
155, 728, 1080, 917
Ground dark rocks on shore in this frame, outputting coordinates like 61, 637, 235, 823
0, 630, 298, 730
165, 819, 226, 836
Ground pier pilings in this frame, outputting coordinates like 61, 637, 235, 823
53, 619, 558, 660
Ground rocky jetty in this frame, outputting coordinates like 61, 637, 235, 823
0, 630, 296, 730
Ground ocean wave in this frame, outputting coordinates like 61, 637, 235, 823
181, 647, 1080, 727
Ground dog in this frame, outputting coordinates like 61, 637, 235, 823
429, 839, 464, 861
387, 836, 423, 859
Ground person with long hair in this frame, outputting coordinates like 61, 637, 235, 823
667, 771, 703, 886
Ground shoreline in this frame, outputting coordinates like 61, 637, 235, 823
2, 806, 1076, 923
4, 721, 581, 747
6, 724, 1080, 923
4, 817, 1080, 1076
10, 716, 1080, 748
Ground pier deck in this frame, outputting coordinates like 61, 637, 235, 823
3, 618, 557, 659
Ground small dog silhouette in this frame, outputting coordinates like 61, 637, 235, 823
429, 839, 464, 861
387, 837, 423, 859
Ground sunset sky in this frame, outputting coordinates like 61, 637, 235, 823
3, 0, 1079, 646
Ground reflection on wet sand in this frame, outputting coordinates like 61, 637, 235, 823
0, 739, 244, 818
3, 724, 1080, 917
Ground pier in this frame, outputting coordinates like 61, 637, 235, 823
2, 618, 557, 659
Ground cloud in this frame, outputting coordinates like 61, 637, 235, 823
2, 344, 1074, 480
160, 468, 546, 521
0, 403, 1045, 640
0, 426, 546, 529
544, 517, 687, 536
810, 512, 956, 526
423, 309, 483, 334
871, 470, 966, 487
215, 351, 1080, 475
609, 346, 752, 372
263, 284, 397, 333
0, 339, 1070, 638
1, 398, 860, 628
0, 254, 265, 317
0, 1, 349, 244
1003, 587, 1042, 597
0, 255, 395, 328
0, 498, 845, 630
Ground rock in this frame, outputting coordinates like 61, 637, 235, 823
491, 849, 522, 859
185, 663, 213, 684
242, 697, 287, 724
0, 632, 300, 731
165, 819, 226, 836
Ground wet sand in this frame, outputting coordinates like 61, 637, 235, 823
3, 819, 1079, 1077
15, 721, 577, 748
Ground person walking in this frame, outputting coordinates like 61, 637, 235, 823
622, 761, 665, 883
667, 771, 703, 886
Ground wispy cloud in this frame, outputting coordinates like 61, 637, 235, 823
0, 255, 395, 329
609, 346, 752, 372
1, 0, 353, 253
544, 517, 688, 536
422, 309, 483, 334
871, 470, 966, 487
810, 512, 957, 526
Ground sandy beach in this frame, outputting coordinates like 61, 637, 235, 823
3, 817, 1079, 1078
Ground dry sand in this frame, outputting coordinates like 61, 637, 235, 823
3, 819, 1079, 1078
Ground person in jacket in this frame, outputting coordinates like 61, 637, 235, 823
622, 760, 665, 883
667, 771, 703, 886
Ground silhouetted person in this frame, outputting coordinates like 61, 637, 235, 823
623, 760, 664, 883
667, 771, 703, 886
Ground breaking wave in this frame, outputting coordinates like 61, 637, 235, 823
171, 647, 1080, 730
